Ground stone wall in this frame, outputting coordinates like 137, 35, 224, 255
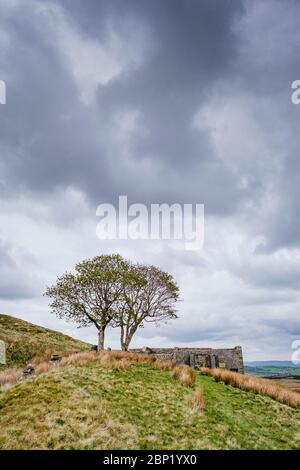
130, 346, 244, 373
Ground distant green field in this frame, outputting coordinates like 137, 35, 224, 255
0, 314, 91, 369
245, 365, 300, 377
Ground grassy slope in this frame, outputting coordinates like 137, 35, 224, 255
0, 361, 299, 450
0, 314, 91, 368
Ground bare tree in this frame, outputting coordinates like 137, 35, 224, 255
118, 264, 180, 351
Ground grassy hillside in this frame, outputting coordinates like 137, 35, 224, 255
0, 314, 92, 368
0, 353, 299, 450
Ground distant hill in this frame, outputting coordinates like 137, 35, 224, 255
0, 314, 92, 368
245, 361, 300, 378
245, 361, 300, 367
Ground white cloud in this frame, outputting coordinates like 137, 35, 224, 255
40, 3, 148, 104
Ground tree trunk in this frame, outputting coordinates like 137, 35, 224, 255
121, 339, 130, 351
121, 331, 134, 351
120, 316, 141, 351
97, 326, 105, 351
120, 324, 126, 351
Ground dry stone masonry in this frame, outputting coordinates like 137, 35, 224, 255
131, 346, 244, 373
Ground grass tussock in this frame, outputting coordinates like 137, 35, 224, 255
201, 367, 300, 408
98, 352, 132, 370
152, 359, 176, 370
60, 350, 157, 369
0, 368, 23, 387
57, 350, 132, 370
187, 387, 205, 413
34, 361, 52, 375
172, 364, 196, 386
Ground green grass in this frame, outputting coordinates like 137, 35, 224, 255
0, 314, 91, 368
0, 360, 299, 450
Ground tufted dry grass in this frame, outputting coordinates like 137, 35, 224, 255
201, 367, 300, 408
0, 350, 177, 389
0, 368, 23, 387
172, 364, 196, 386
187, 387, 205, 413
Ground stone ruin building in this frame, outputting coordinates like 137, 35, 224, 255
131, 346, 244, 374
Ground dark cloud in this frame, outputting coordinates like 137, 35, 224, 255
0, 0, 247, 213
0, 239, 36, 299
0, 0, 299, 359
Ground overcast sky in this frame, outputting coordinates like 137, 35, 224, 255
1, 0, 300, 360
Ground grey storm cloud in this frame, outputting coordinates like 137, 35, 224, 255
0, 0, 248, 211
0, 0, 298, 222
0, 0, 300, 359
0, 239, 37, 299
